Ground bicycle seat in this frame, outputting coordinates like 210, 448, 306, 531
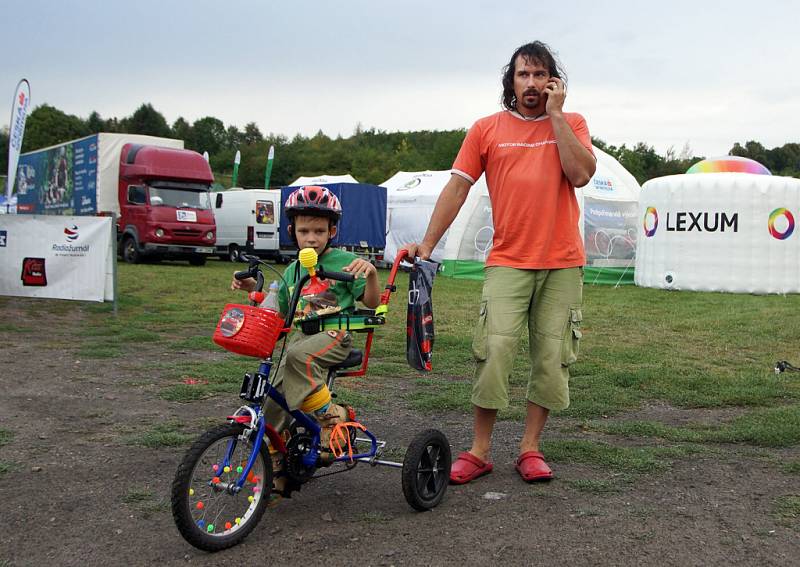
331, 348, 363, 370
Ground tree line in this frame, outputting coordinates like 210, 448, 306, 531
1, 102, 798, 190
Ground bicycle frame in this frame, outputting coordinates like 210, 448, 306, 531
221, 249, 411, 489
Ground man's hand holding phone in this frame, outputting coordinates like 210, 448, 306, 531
544, 77, 566, 116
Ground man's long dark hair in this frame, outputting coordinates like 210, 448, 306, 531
501, 41, 567, 111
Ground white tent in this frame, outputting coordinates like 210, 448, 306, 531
382, 147, 641, 283
290, 174, 359, 186
636, 171, 800, 293
382, 170, 489, 265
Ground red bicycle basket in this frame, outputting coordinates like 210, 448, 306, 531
213, 304, 284, 358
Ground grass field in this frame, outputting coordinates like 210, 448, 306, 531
4, 256, 799, 553
68, 259, 800, 455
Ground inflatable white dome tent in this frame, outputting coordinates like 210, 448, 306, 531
636, 157, 800, 293
382, 147, 641, 283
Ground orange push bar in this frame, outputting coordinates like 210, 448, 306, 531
378, 248, 411, 307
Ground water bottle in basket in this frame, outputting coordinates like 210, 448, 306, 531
260, 281, 280, 312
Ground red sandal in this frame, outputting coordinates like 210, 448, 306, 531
449, 451, 493, 485
515, 451, 553, 482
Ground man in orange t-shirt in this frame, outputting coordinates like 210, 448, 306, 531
407, 41, 596, 485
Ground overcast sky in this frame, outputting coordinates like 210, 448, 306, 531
2, 0, 798, 158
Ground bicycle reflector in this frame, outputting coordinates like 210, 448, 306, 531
218, 307, 245, 337
213, 304, 284, 358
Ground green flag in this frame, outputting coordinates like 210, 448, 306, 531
264, 145, 274, 189
231, 150, 241, 187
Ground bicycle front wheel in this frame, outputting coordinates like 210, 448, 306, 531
171, 423, 273, 551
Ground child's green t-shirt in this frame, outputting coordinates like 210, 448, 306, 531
277, 248, 367, 320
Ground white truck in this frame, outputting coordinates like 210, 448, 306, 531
211, 188, 286, 262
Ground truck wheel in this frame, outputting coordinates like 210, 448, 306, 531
189, 255, 207, 266
228, 244, 240, 263
122, 236, 141, 264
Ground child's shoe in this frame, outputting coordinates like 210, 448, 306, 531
315, 403, 353, 449
269, 447, 287, 507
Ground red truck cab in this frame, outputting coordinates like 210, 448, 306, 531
118, 144, 216, 265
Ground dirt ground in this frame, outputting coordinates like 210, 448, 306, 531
1, 299, 798, 567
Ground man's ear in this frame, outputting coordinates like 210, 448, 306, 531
329, 225, 338, 239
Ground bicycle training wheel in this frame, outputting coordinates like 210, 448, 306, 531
171, 423, 273, 551
401, 428, 451, 511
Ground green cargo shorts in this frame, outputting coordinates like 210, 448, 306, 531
471, 266, 583, 411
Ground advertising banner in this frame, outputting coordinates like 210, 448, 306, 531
636, 173, 800, 294
0, 215, 114, 301
2, 79, 31, 213
583, 197, 638, 266
16, 135, 99, 215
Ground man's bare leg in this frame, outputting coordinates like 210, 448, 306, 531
519, 401, 549, 454
468, 404, 497, 462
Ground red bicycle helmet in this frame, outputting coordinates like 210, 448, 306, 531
284, 185, 342, 223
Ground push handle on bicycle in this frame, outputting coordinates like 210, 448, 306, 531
377, 248, 413, 308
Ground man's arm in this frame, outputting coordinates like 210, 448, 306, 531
406, 173, 472, 260
545, 78, 596, 187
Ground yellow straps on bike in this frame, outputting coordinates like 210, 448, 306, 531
299, 385, 332, 413
329, 422, 367, 460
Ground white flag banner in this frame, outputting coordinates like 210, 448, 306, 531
0, 215, 115, 302
4, 79, 31, 213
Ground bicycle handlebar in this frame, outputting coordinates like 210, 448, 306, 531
316, 266, 355, 283
234, 248, 411, 329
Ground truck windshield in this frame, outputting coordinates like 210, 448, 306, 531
149, 187, 211, 210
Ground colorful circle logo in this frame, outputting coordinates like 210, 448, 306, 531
643, 207, 658, 237
768, 208, 795, 240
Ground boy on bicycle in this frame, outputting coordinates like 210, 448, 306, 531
231, 186, 380, 493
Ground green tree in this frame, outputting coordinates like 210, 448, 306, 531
729, 141, 799, 177
171, 117, 192, 141
768, 143, 800, 177
592, 138, 702, 184
124, 103, 171, 137
86, 111, 105, 134
242, 122, 264, 145
730, 141, 768, 165
21, 104, 90, 152
186, 116, 226, 155
225, 125, 242, 150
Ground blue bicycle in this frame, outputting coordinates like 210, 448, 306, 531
171, 248, 451, 551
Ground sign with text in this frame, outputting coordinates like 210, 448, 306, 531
0, 215, 114, 302
16, 135, 99, 215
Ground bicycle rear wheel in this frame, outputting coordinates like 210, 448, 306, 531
171, 423, 272, 551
